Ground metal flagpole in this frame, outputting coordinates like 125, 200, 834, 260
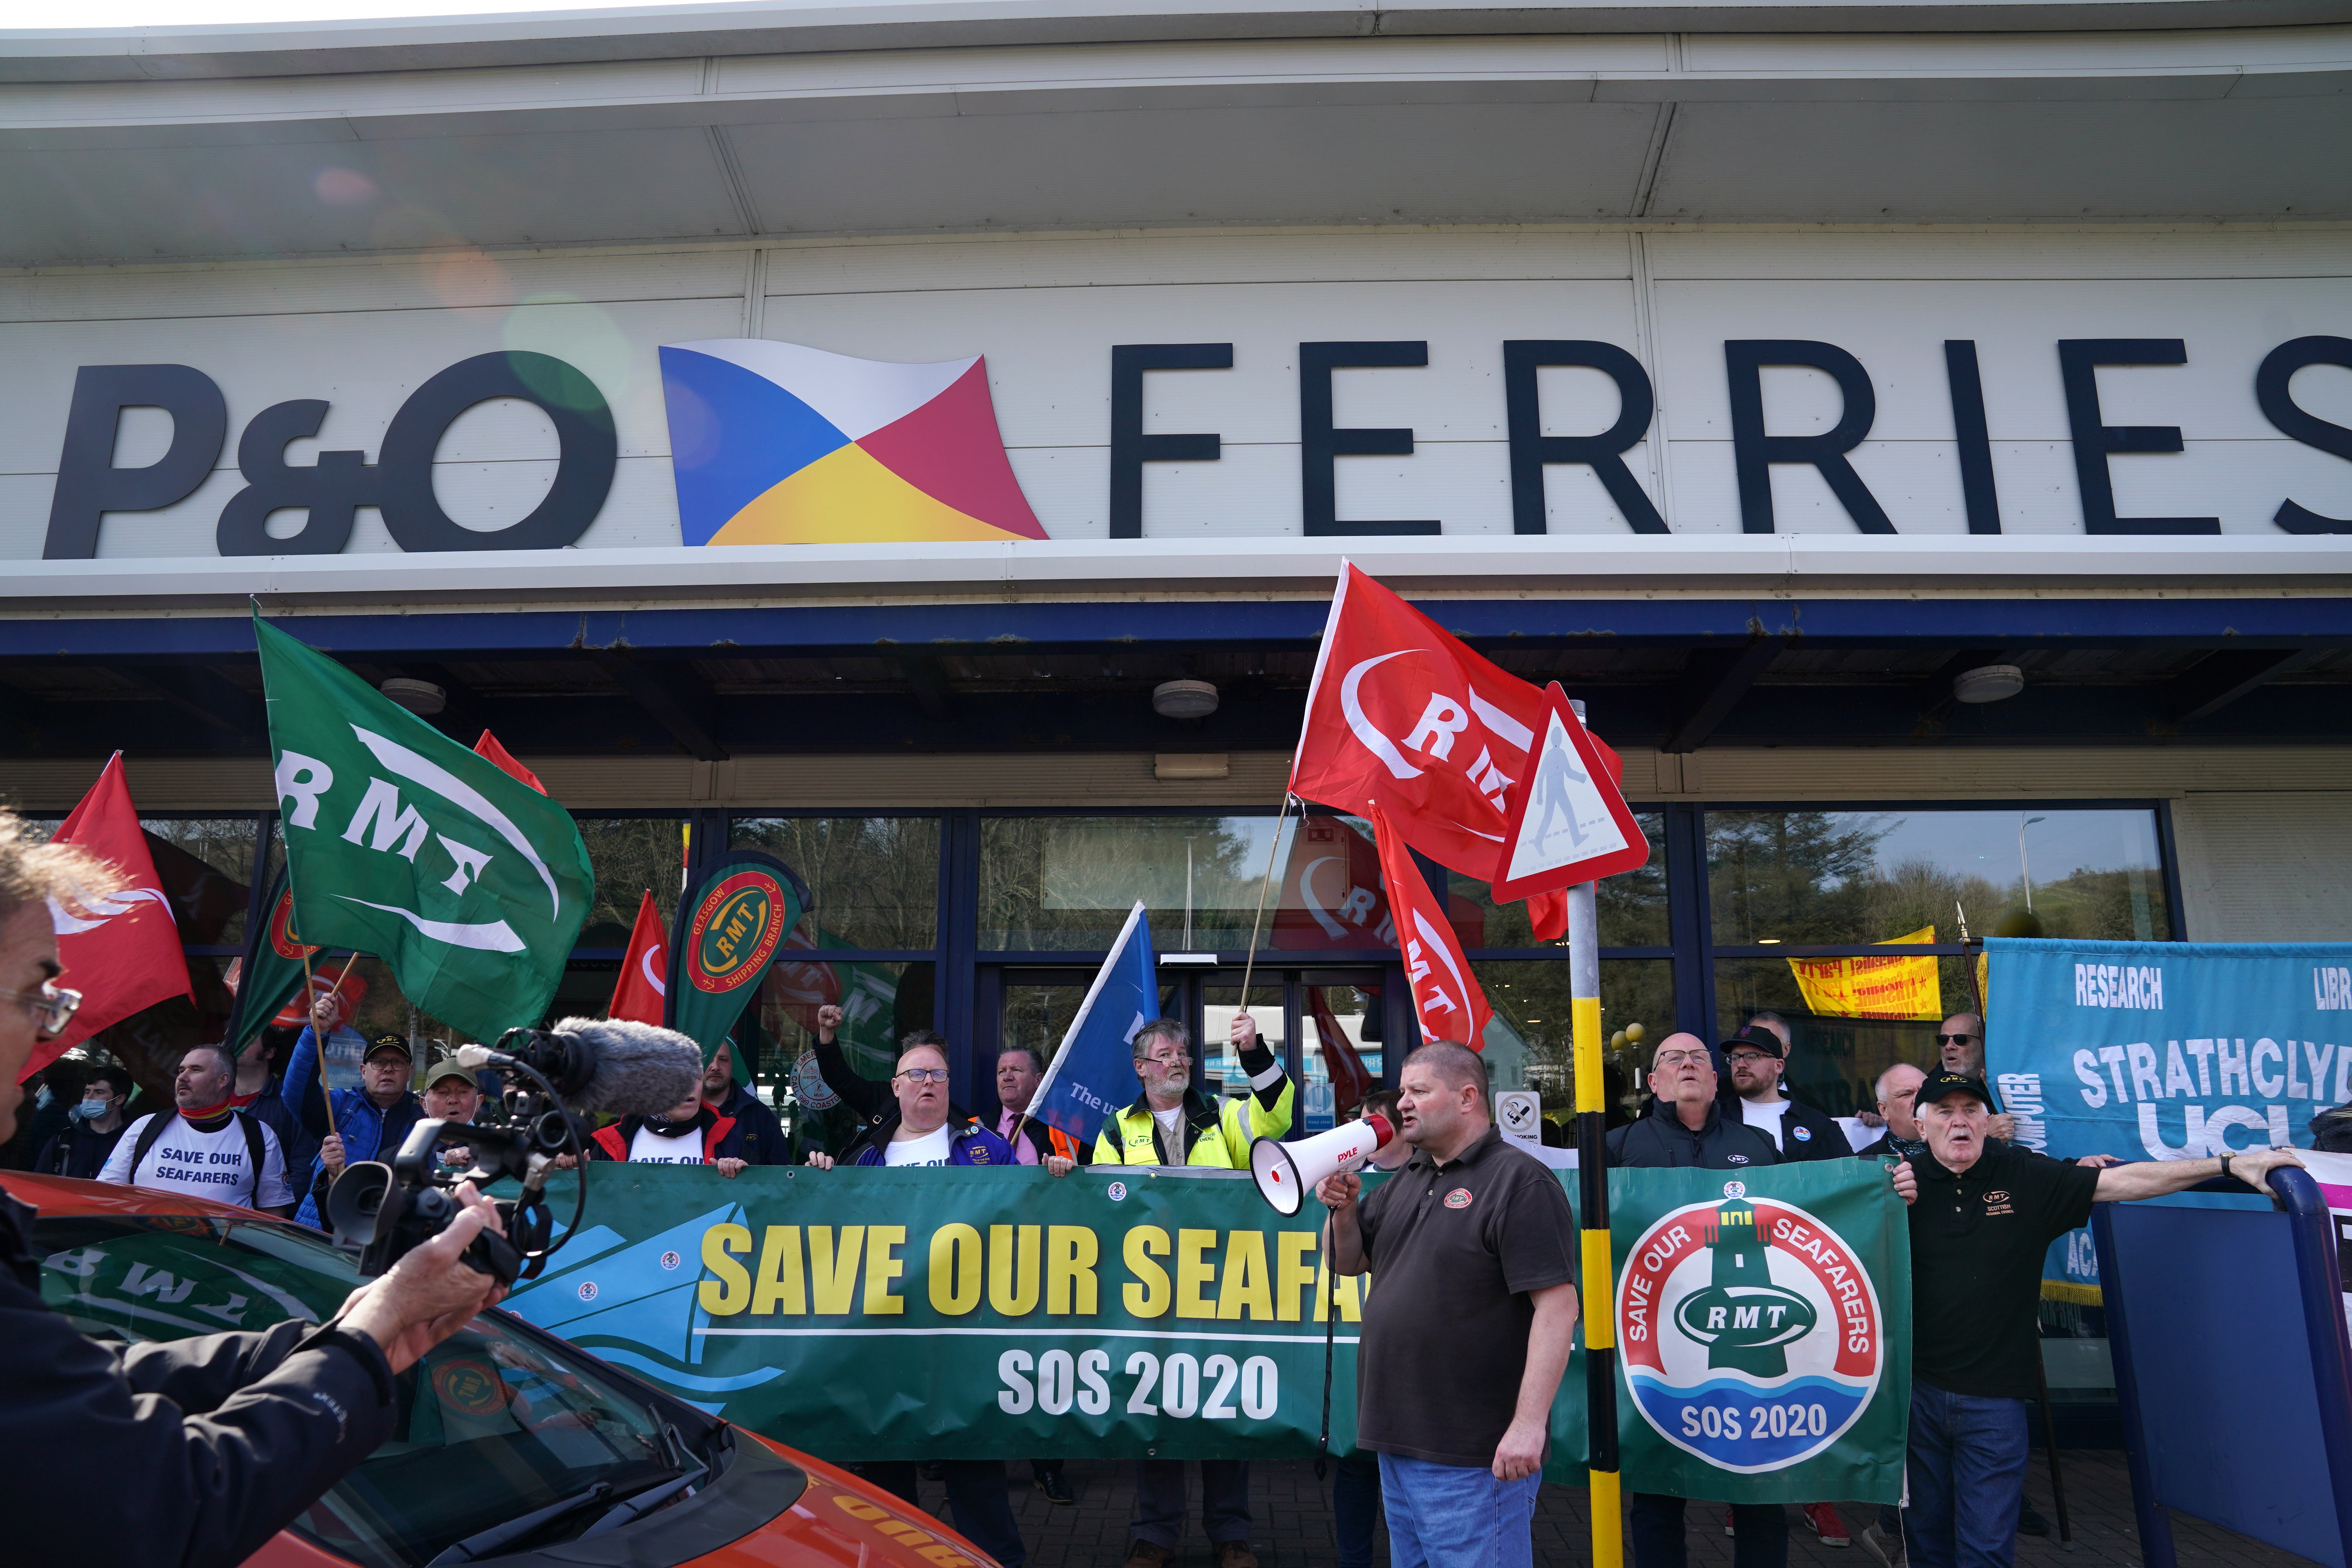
1569, 870, 1621, 1568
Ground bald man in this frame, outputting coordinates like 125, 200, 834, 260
1608, 1033, 1782, 1168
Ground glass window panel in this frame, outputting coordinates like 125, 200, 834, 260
1299, 982, 1385, 1132
1202, 983, 1284, 1101
1710, 955, 1980, 1119
1706, 808, 2170, 947
1450, 810, 1669, 949
572, 817, 690, 950
140, 818, 258, 949
986, 813, 1420, 952
751, 960, 936, 1158
1477, 957, 1675, 1139
729, 817, 940, 951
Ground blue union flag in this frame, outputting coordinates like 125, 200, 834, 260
1028, 901, 1159, 1148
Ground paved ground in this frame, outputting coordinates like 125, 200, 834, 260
894, 1452, 2305, 1568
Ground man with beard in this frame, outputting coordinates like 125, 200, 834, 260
698, 1040, 792, 1165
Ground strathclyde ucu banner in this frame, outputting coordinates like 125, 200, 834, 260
1985, 938, 2352, 1162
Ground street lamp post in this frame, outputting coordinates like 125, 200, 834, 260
2019, 814, 2048, 911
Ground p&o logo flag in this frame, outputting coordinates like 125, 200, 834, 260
1029, 900, 1160, 1150
659, 339, 1048, 546
256, 614, 595, 1045
29, 753, 192, 1076
1367, 803, 1494, 1049
1614, 1162, 1910, 1503
665, 849, 809, 1068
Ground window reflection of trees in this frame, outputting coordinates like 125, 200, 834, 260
980, 817, 1257, 949
573, 818, 688, 950
729, 818, 939, 951
1706, 810, 2167, 946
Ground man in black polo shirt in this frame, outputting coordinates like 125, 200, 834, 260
1319, 1041, 1577, 1568
1903, 1067, 2304, 1568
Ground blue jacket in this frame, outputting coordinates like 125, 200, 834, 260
707, 1084, 793, 1165
285, 1027, 424, 1229
843, 1113, 1014, 1167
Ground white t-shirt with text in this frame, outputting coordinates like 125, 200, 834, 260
1741, 1098, 1791, 1151
628, 1123, 708, 1164
98, 1113, 294, 1209
885, 1124, 955, 1167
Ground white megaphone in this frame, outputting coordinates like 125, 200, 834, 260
1250, 1112, 1398, 1215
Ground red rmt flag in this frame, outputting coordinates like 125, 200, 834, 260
29, 754, 193, 1078
1368, 802, 1495, 1051
1290, 561, 1550, 879
606, 890, 668, 1025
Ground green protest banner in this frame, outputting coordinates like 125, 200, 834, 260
1612, 1160, 1910, 1504
498, 1164, 1595, 1473
666, 848, 809, 1073
256, 613, 595, 1042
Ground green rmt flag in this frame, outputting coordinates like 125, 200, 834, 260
255, 613, 594, 1044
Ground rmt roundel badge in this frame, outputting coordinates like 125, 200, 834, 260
1617, 1182, 1885, 1474
688, 871, 788, 994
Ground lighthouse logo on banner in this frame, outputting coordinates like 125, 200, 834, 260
659, 339, 1049, 546
1617, 1181, 1885, 1474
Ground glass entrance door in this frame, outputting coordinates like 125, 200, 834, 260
981, 964, 1392, 1138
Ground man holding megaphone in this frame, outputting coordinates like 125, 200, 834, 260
1318, 1041, 1579, 1568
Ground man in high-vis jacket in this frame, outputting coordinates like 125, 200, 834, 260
1093, 1014, 1293, 1171
1097, 1014, 1293, 1568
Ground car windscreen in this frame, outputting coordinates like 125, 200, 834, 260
33, 1213, 713, 1568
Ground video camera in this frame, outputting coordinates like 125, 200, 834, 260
325, 1017, 704, 1287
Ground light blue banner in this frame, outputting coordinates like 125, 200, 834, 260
1984, 937, 2352, 1163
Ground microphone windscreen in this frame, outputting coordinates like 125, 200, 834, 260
549, 1016, 705, 1116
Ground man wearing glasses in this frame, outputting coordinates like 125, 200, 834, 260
802, 1024, 1035, 1568
1934, 1014, 2017, 1143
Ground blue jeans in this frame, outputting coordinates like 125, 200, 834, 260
1377, 1453, 1541, 1568
1906, 1382, 2030, 1568
1335, 1451, 1383, 1568
1629, 1494, 1788, 1568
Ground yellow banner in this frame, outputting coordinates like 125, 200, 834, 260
1788, 926, 1942, 1020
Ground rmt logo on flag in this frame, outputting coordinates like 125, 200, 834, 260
1290, 562, 1548, 878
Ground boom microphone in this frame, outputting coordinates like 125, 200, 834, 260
458, 1017, 703, 1117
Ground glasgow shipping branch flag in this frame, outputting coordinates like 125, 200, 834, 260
660, 339, 1048, 546
256, 615, 595, 1044
666, 848, 809, 1070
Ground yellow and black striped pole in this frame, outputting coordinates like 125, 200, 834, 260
1568, 867, 1622, 1568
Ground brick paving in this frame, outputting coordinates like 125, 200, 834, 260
890, 1452, 2307, 1568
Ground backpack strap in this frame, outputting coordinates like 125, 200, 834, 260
237, 1112, 267, 1207
129, 1112, 177, 1184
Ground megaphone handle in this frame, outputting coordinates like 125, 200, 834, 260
1314, 1255, 1338, 1481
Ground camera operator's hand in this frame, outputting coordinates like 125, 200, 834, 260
319, 1133, 347, 1180
336, 1183, 508, 1375
716, 1157, 748, 1178
805, 1151, 836, 1170
815, 1004, 843, 1043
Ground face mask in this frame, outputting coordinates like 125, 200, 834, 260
72, 1099, 111, 1122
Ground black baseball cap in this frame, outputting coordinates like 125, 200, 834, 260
363, 1034, 413, 1063
1716, 1026, 1786, 1061
1915, 1067, 1993, 1109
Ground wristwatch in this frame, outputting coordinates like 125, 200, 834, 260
2218, 1152, 2235, 1183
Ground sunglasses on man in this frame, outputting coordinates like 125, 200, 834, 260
1936, 1032, 1980, 1045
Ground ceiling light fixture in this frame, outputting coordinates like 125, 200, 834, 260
1952, 664, 2025, 704
378, 677, 446, 715
1152, 679, 1219, 719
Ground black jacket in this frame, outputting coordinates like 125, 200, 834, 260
1732, 1096, 1855, 1161
0, 1194, 397, 1568
812, 1035, 973, 1138
1607, 1103, 1783, 1169
37, 1118, 129, 1180
707, 1084, 792, 1165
